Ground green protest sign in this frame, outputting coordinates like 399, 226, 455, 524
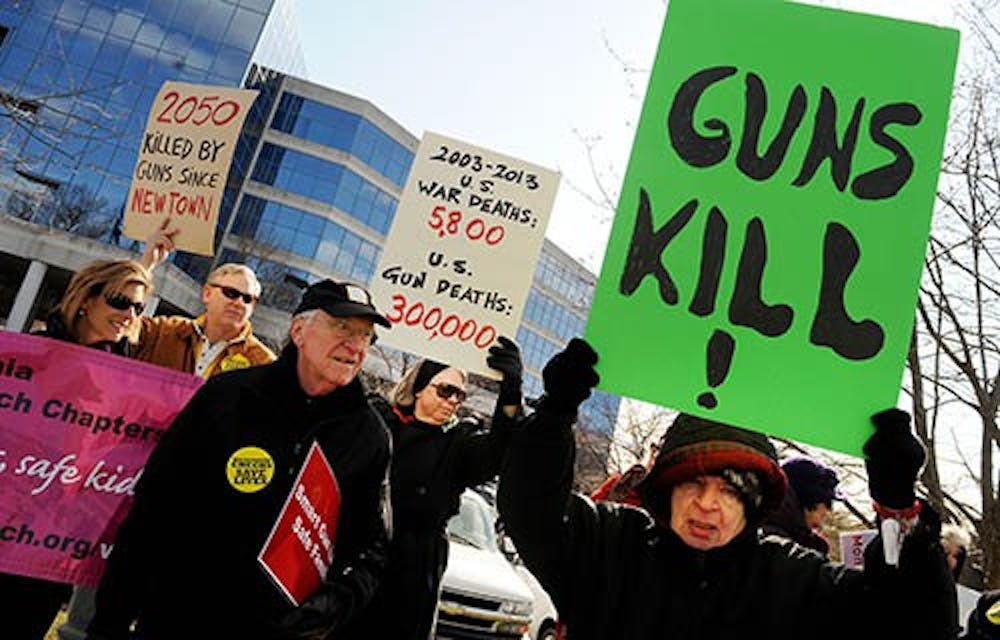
585, 0, 958, 455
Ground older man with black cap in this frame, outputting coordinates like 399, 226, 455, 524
87, 280, 393, 640
499, 338, 957, 640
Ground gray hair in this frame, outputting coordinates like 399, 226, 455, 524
206, 263, 262, 297
292, 309, 320, 324
287, 309, 320, 341
941, 523, 971, 550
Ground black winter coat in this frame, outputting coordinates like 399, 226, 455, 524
88, 349, 391, 640
498, 406, 958, 640
344, 397, 514, 640
760, 484, 830, 555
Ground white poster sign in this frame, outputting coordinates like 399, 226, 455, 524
370, 131, 559, 376
124, 81, 259, 256
839, 529, 877, 569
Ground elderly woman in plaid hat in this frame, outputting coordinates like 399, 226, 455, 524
499, 339, 958, 640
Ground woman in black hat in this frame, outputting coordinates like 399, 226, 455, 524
348, 338, 523, 640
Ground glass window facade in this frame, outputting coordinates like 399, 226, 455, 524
251, 143, 396, 234
218, 248, 315, 312
270, 93, 414, 188
232, 195, 382, 284
516, 326, 562, 374
533, 251, 594, 309
250, 0, 307, 78
0, 0, 277, 244
523, 290, 586, 343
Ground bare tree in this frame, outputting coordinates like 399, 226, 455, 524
33, 183, 112, 238
910, 57, 1000, 588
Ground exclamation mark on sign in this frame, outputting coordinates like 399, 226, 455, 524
697, 329, 735, 409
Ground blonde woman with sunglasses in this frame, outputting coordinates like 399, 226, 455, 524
4, 258, 154, 639
349, 340, 523, 640
42, 259, 154, 354
56, 228, 276, 640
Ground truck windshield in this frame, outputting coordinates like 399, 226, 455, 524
446, 494, 498, 551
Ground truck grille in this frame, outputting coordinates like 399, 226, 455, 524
440, 589, 501, 611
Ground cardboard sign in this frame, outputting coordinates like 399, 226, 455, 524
368, 131, 559, 376
123, 81, 258, 256
0, 331, 201, 585
585, 0, 959, 455
839, 529, 877, 569
258, 442, 341, 606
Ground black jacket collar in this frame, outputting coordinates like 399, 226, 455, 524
258, 343, 369, 418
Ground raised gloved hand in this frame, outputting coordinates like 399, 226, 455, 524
487, 336, 523, 406
863, 408, 925, 510
541, 338, 599, 414
276, 584, 349, 640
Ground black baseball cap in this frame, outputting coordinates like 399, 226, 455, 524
294, 280, 390, 328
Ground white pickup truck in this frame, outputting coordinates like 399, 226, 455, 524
435, 490, 535, 640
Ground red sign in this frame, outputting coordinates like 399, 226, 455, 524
258, 442, 341, 605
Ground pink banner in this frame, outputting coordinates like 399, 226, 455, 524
0, 331, 201, 586
258, 442, 341, 605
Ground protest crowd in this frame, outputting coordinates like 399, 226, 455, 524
2, 2, 999, 639
0, 220, 991, 640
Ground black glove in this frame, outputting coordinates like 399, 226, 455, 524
541, 338, 600, 414
487, 336, 523, 406
863, 408, 925, 510
276, 584, 350, 640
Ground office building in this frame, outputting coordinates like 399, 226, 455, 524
0, 0, 302, 338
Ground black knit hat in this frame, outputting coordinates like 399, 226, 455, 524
782, 457, 840, 509
636, 414, 786, 526
413, 360, 448, 394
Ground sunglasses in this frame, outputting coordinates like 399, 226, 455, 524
104, 293, 145, 315
431, 383, 467, 403
209, 283, 257, 304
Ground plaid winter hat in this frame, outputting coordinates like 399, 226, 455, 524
720, 468, 766, 513
637, 414, 786, 526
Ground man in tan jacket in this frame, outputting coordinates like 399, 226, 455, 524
136, 262, 276, 378
130, 220, 275, 378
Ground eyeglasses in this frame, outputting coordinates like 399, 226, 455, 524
431, 383, 467, 403
325, 317, 377, 345
209, 283, 257, 304
104, 293, 145, 315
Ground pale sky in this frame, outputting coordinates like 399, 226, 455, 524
295, 0, 958, 274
